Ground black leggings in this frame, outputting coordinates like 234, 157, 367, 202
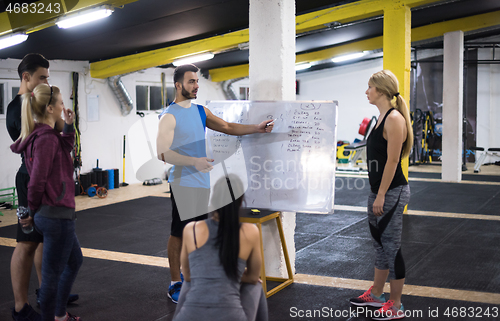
368, 185, 410, 280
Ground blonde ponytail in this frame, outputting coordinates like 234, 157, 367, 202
20, 92, 35, 142
19, 84, 60, 142
395, 95, 413, 158
369, 70, 414, 157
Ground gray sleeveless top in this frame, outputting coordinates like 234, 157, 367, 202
183, 218, 247, 307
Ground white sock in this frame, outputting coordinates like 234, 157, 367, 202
171, 281, 181, 286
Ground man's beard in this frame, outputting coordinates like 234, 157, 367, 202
181, 85, 196, 100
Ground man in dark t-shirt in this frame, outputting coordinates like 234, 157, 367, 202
7, 53, 77, 321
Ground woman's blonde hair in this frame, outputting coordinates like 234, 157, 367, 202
369, 70, 413, 158
20, 84, 60, 142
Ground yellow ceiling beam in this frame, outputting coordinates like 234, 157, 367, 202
295, 0, 439, 33
89, 29, 250, 78
72, 0, 139, 11
209, 10, 500, 82
0, 15, 12, 35
89, 0, 443, 78
296, 36, 383, 64
295, 0, 384, 33
412, 9, 500, 42
211, 36, 385, 82
209, 64, 250, 83
0, 0, 139, 37
209, 37, 383, 82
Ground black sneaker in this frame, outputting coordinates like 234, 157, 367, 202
36, 289, 79, 306
67, 293, 79, 304
11, 303, 41, 321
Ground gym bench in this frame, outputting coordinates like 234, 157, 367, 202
470, 147, 500, 173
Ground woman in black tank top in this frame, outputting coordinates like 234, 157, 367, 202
349, 70, 414, 320
365, 71, 413, 211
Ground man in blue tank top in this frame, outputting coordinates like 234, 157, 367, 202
156, 64, 274, 303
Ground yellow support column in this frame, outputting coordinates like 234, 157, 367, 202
383, 2, 411, 192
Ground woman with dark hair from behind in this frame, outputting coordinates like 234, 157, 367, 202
173, 174, 268, 321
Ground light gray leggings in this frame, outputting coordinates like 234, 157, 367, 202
368, 184, 410, 280
173, 281, 268, 321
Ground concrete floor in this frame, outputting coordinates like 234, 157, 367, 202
0, 164, 499, 320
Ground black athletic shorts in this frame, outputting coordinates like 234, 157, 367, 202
15, 171, 43, 243
170, 184, 210, 238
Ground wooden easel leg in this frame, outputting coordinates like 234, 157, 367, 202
257, 222, 267, 295
276, 216, 293, 280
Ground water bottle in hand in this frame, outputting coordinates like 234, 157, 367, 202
17, 206, 33, 234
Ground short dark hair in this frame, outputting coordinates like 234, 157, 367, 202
173, 64, 199, 84
18, 53, 49, 80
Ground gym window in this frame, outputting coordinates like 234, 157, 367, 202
239, 87, 250, 100
0, 83, 4, 117
136, 84, 163, 111
0, 80, 20, 118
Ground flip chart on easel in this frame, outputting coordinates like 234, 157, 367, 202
206, 100, 338, 214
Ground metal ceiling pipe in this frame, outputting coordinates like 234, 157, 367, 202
108, 75, 134, 116
221, 78, 246, 100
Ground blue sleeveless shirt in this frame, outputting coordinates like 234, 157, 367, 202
158, 102, 209, 188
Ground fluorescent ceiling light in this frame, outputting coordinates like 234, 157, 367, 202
0, 32, 28, 50
56, 6, 113, 29
295, 63, 311, 71
331, 52, 366, 63
172, 53, 215, 66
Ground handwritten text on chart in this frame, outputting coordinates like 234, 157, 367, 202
286, 104, 326, 153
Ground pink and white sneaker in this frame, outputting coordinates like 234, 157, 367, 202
56, 312, 81, 321
349, 286, 387, 307
372, 300, 405, 320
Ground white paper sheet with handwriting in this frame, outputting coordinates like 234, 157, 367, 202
206, 100, 338, 214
